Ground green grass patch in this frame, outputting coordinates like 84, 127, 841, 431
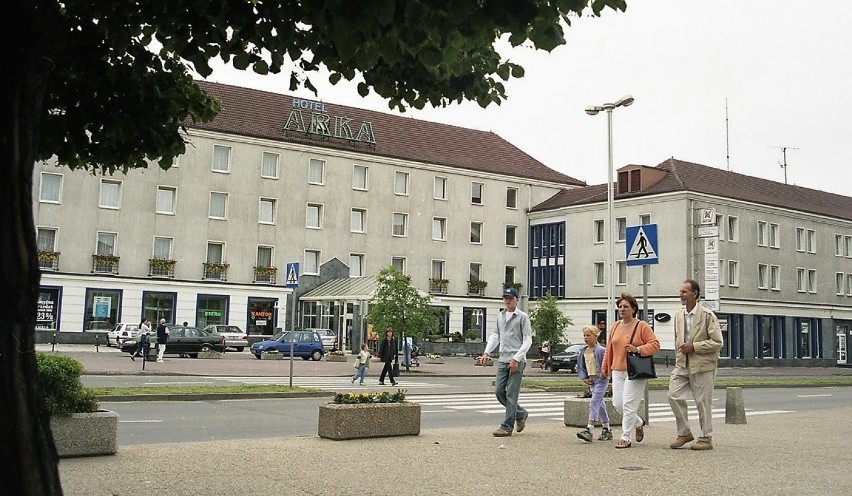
524, 376, 852, 390
88, 384, 319, 397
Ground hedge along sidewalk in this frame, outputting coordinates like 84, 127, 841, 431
523, 375, 852, 392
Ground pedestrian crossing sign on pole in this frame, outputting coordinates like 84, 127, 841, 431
285, 262, 300, 288
626, 224, 659, 266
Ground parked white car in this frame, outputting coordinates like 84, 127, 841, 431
107, 323, 140, 347
202, 325, 249, 352
306, 328, 338, 351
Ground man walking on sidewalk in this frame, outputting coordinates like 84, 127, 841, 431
479, 287, 532, 437
668, 279, 723, 450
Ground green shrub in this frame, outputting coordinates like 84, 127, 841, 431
331, 389, 407, 404
36, 353, 98, 416
464, 329, 479, 340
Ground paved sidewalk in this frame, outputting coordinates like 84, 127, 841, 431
59, 404, 852, 495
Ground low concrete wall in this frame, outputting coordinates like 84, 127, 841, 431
563, 397, 622, 427
36, 330, 110, 345
50, 410, 118, 457
318, 402, 421, 440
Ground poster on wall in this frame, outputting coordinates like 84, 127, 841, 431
94, 296, 111, 318
36, 289, 60, 330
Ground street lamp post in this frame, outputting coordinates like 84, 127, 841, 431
586, 96, 634, 330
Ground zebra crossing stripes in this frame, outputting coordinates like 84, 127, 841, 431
202, 376, 449, 390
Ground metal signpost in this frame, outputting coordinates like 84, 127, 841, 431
285, 262, 299, 387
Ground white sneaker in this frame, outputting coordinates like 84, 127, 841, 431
156, 359, 164, 363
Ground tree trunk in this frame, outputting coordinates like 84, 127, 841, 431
0, 1, 64, 494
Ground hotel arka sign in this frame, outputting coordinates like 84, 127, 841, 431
284, 98, 376, 145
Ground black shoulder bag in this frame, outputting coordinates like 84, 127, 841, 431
626, 322, 657, 380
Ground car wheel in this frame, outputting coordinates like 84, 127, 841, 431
254, 354, 262, 360
189, 353, 199, 358
310, 350, 323, 361
235, 347, 244, 352
550, 365, 559, 373
301, 356, 310, 360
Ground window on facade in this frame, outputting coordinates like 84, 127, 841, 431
836, 273, 844, 295
349, 253, 364, 277
97, 232, 117, 256
470, 222, 482, 244
836, 234, 844, 256
39, 173, 63, 203
432, 217, 446, 241
594, 262, 604, 286
728, 260, 739, 287
37, 228, 57, 252
506, 187, 518, 208
760, 317, 774, 358
434, 176, 447, 200
594, 219, 604, 243
769, 223, 779, 248
529, 222, 566, 298
207, 242, 224, 263
257, 246, 273, 267
506, 225, 517, 247
718, 259, 726, 286
845, 236, 852, 257
757, 221, 767, 247
153, 237, 172, 259
797, 268, 806, 292
471, 182, 483, 205
770, 265, 780, 290
304, 250, 320, 274
351, 208, 366, 233
616, 217, 627, 242
807, 229, 816, 253
212, 145, 230, 172
392, 257, 406, 274
209, 192, 227, 219
469, 263, 481, 282
808, 269, 817, 293
156, 186, 176, 214
392, 212, 407, 237
640, 214, 652, 225
727, 216, 739, 241
617, 261, 627, 285
353, 165, 368, 190
259, 198, 276, 224
757, 264, 768, 289
394, 171, 409, 195
505, 266, 517, 285
799, 320, 811, 358
306, 203, 322, 228
261, 152, 279, 178
847, 274, 852, 296
99, 179, 121, 208
715, 214, 725, 241
796, 227, 805, 251
308, 159, 325, 184
431, 260, 445, 279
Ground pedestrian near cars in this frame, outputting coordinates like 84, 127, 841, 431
576, 325, 612, 442
668, 279, 723, 451
131, 318, 151, 361
601, 293, 660, 449
155, 318, 169, 363
351, 344, 371, 385
479, 287, 532, 437
378, 329, 398, 386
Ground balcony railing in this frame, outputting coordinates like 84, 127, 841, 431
92, 254, 120, 274
203, 262, 229, 281
254, 266, 277, 284
467, 280, 487, 297
148, 259, 176, 278
429, 278, 449, 294
37, 251, 60, 271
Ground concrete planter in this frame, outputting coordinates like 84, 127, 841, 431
261, 351, 283, 360
197, 349, 223, 359
474, 357, 493, 366
318, 402, 421, 440
50, 410, 118, 457
425, 357, 444, 364
563, 397, 622, 427
325, 354, 347, 362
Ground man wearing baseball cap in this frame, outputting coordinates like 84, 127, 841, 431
479, 287, 532, 437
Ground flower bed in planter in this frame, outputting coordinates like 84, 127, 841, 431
474, 357, 493, 366
50, 410, 118, 457
261, 351, 283, 360
318, 402, 421, 440
425, 354, 444, 364
197, 348, 223, 359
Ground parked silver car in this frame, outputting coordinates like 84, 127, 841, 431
202, 325, 249, 352
305, 328, 337, 351
107, 323, 140, 347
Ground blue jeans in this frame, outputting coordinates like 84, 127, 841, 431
494, 360, 527, 431
352, 365, 367, 384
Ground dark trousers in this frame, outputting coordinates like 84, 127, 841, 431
379, 361, 396, 384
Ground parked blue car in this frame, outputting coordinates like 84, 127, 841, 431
250, 330, 325, 361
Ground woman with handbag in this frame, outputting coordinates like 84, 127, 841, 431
601, 293, 660, 449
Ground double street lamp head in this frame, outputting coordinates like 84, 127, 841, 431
585, 95, 635, 115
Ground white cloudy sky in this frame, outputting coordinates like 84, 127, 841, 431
205, 0, 852, 196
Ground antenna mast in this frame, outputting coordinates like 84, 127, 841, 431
770, 146, 800, 184
725, 99, 730, 171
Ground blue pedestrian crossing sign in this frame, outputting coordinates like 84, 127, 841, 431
285, 262, 300, 288
626, 224, 659, 266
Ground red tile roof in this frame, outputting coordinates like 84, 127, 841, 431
192, 81, 585, 186
531, 158, 852, 222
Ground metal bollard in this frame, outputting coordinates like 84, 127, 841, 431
51, 333, 57, 352
95, 333, 100, 352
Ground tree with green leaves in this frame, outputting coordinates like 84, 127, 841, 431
367, 267, 437, 372
2, 1, 626, 493
529, 292, 573, 359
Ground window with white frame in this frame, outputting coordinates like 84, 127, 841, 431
807, 229, 816, 253
640, 214, 652, 225
715, 214, 725, 241
847, 274, 852, 296
727, 216, 739, 242
797, 268, 806, 292
209, 192, 228, 219
306, 203, 322, 229
757, 221, 767, 247
99, 179, 121, 209
836, 234, 844, 256
431, 260, 445, 279
392, 257, 406, 274
469, 263, 481, 282
156, 186, 176, 214
505, 266, 517, 285
506, 187, 518, 208
353, 164, 368, 190
212, 145, 231, 172
304, 250, 320, 274
96, 232, 117, 256
434, 176, 447, 200
808, 269, 817, 293
845, 235, 852, 257
594, 262, 604, 286
153, 237, 172, 259
616, 217, 627, 242
836, 273, 845, 295
770, 265, 780, 290
471, 182, 483, 205
758, 264, 768, 289
594, 219, 604, 243
796, 227, 805, 251
257, 246, 273, 267
308, 159, 325, 184
394, 171, 409, 195
259, 198, 276, 224
392, 212, 407, 237
349, 253, 364, 277
769, 223, 779, 248
351, 208, 366, 233
206, 242, 224, 263
261, 152, 279, 178
432, 217, 446, 241
470, 222, 482, 244
506, 225, 517, 247
37, 228, 57, 252
728, 260, 739, 287
617, 261, 627, 285
39, 173, 63, 203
